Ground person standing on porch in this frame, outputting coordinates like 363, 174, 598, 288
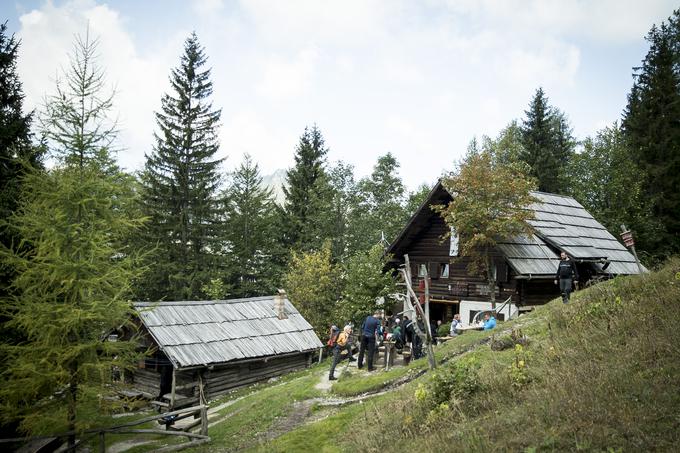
357, 310, 381, 372
554, 251, 579, 304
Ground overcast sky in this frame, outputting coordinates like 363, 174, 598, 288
2, 0, 677, 190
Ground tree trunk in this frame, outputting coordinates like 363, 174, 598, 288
67, 364, 78, 451
486, 253, 496, 310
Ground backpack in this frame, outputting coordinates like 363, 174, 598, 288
336, 332, 348, 347
327, 326, 340, 347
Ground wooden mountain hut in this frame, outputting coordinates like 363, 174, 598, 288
130, 294, 322, 410
387, 181, 645, 324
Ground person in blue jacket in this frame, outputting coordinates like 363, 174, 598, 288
357, 310, 381, 371
483, 313, 496, 330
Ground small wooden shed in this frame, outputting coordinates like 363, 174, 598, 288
130, 294, 322, 409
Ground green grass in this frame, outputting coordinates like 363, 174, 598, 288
101, 259, 680, 452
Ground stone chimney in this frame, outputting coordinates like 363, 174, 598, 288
274, 289, 288, 320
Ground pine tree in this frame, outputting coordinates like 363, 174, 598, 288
282, 125, 333, 251
0, 31, 144, 445
140, 33, 223, 300
520, 88, 574, 193
622, 10, 680, 259
223, 154, 283, 297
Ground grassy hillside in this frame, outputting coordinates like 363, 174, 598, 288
137, 259, 679, 452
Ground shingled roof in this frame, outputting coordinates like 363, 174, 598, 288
134, 295, 323, 369
389, 181, 644, 278
498, 191, 643, 276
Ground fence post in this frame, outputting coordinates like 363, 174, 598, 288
200, 406, 208, 436
99, 431, 105, 453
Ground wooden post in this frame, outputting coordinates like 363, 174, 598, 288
423, 273, 436, 370
402, 254, 436, 370
200, 405, 208, 436
99, 431, 105, 453
170, 369, 176, 409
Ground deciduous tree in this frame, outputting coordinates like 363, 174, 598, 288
437, 148, 537, 308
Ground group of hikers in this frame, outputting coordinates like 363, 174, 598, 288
327, 309, 498, 380
326, 253, 580, 380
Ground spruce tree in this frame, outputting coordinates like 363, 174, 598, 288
520, 88, 574, 193
622, 10, 680, 259
326, 161, 358, 262
0, 31, 144, 445
140, 33, 223, 300
223, 154, 283, 297
282, 125, 333, 252
565, 124, 655, 245
348, 153, 408, 253
0, 22, 42, 298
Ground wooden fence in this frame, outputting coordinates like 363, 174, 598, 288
0, 404, 210, 453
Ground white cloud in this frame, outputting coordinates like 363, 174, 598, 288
219, 110, 295, 174
192, 0, 224, 16
10, 0, 678, 191
255, 47, 319, 100
440, 0, 674, 43
17, 0, 178, 171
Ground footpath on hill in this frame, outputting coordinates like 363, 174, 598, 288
107, 320, 534, 453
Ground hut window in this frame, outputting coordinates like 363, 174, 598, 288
418, 263, 427, 277
449, 227, 459, 256
440, 263, 449, 278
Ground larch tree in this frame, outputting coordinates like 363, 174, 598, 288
223, 154, 283, 297
622, 9, 680, 260
520, 88, 575, 194
140, 32, 223, 301
436, 148, 537, 308
0, 31, 145, 445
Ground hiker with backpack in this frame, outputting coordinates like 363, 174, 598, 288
329, 325, 353, 380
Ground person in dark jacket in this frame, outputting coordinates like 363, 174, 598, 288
357, 310, 381, 371
554, 251, 579, 303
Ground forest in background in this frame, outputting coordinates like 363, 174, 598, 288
0, 7, 679, 439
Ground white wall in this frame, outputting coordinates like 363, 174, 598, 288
459, 300, 518, 325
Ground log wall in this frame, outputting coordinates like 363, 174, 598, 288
131, 352, 313, 406
402, 213, 519, 314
